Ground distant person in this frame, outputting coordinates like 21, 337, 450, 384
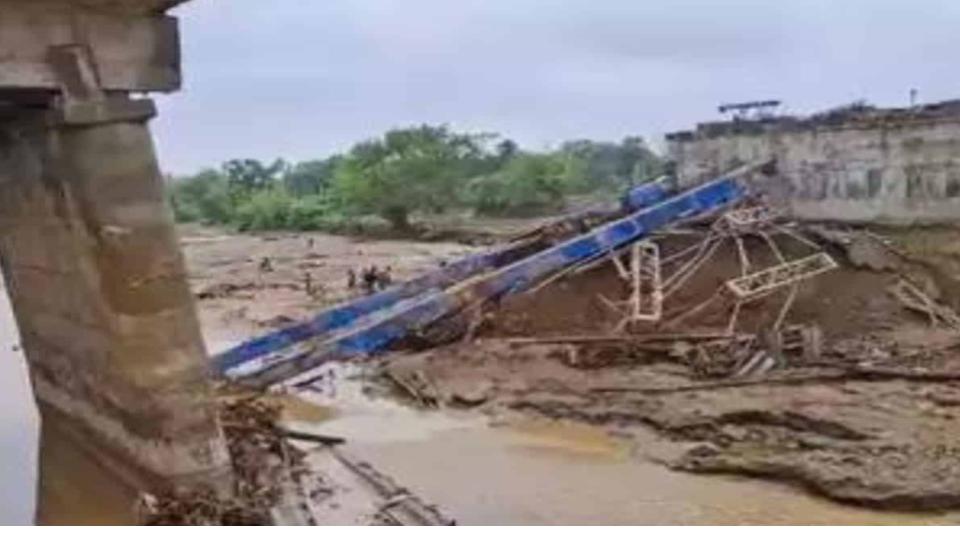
362, 266, 379, 294
303, 272, 314, 297
378, 266, 393, 289
259, 257, 273, 273
347, 268, 357, 289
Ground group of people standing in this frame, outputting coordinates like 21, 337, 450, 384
347, 266, 393, 294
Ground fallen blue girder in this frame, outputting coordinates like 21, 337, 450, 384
213, 239, 535, 373
225, 175, 744, 386
621, 178, 670, 211
213, 180, 672, 374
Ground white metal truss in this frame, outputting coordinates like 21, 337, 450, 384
629, 241, 663, 322
889, 279, 960, 331
722, 206, 781, 228
601, 240, 665, 331
725, 252, 838, 300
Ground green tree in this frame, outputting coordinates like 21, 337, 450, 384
233, 188, 296, 231
222, 158, 287, 194
618, 136, 662, 186
467, 153, 573, 216
283, 157, 341, 196
495, 138, 519, 165
558, 136, 662, 191
167, 169, 233, 224
333, 125, 487, 229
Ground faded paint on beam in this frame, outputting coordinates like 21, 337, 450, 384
232, 177, 745, 386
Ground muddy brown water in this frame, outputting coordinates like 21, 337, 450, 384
1, 285, 957, 523
281, 364, 958, 525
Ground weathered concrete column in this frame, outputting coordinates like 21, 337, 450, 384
0, 0, 230, 495
0, 96, 231, 489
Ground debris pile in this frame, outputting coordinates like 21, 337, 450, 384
139, 389, 455, 525
370, 200, 960, 510
187, 168, 960, 512
138, 396, 308, 525
490, 203, 845, 382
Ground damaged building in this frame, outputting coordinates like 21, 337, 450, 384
666, 100, 960, 223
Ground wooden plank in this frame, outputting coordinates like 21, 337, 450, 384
504, 332, 739, 346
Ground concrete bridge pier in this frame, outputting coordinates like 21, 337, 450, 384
0, 0, 231, 505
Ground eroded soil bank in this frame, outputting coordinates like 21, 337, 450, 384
377, 225, 960, 512
184, 223, 960, 523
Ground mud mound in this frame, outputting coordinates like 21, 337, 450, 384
485, 233, 912, 340
382, 336, 960, 511
379, 223, 960, 512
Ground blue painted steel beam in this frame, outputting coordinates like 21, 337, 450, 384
213, 240, 532, 373
621, 180, 669, 212
231, 176, 743, 386
461, 176, 741, 302
213, 179, 674, 374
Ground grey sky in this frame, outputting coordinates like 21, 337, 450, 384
153, 0, 960, 174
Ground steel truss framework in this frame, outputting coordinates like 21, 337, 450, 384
725, 252, 839, 300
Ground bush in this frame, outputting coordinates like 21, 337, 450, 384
466, 153, 570, 216
232, 189, 296, 231
285, 195, 334, 230
165, 130, 667, 234
333, 125, 491, 229
168, 169, 234, 224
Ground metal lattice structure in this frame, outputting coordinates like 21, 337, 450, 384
629, 241, 663, 322
714, 205, 781, 234
725, 253, 838, 300
889, 279, 960, 331
229, 176, 746, 385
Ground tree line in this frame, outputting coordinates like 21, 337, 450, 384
166, 124, 665, 233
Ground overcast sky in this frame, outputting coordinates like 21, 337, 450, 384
153, 0, 960, 174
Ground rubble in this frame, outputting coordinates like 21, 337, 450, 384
362, 201, 960, 511
138, 391, 453, 525
181, 173, 960, 516
889, 278, 960, 331
139, 396, 304, 525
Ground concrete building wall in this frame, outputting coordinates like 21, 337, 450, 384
0, 107, 229, 488
668, 115, 960, 223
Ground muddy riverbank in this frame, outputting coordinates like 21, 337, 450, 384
277, 365, 958, 525
373, 225, 960, 513
185, 224, 960, 524
12, 221, 960, 524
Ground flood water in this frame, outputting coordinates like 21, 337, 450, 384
0, 277, 39, 525
2, 291, 956, 524
283, 365, 958, 525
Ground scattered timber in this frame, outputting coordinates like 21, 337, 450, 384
276, 427, 346, 446
505, 332, 739, 347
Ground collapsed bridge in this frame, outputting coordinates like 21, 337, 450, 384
219, 162, 771, 387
